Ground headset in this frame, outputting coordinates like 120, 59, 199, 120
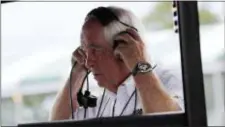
69, 6, 139, 120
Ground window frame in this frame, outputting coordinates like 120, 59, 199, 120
1, 1, 207, 126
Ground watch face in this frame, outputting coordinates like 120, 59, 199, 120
138, 62, 151, 72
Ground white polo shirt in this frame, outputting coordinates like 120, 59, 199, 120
73, 66, 184, 120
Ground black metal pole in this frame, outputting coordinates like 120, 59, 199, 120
177, 1, 207, 126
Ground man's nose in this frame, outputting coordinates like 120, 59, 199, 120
85, 53, 95, 70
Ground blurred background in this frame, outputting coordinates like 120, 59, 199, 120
1, 1, 224, 126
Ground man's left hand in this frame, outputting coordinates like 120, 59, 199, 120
114, 29, 148, 72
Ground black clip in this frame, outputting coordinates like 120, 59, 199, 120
133, 109, 143, 115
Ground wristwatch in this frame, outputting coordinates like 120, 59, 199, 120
132, 62, 155, 76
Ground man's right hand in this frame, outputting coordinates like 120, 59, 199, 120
70, 46, 88, 93
49, 47, 88, 121
71, 46, 87, 73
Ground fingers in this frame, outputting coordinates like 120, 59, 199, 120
113, 29, 141, 44
72, 47, 86, 65
77, 48, 86, 58
126, 28, 142, 41
112, 29, 145, 64
114, 32, 136, 48
113, 39, 128, 50
113, 33, 134, 62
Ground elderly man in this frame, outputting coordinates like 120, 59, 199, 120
49, 6, 184, 121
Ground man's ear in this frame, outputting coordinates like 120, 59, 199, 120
113, 49, 123, 62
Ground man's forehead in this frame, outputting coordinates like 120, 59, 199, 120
81, 19, 103, 38
80, 35, 105, 49
80, 30, 102, 47
81, 19, 107, 46
82, 17, 103, 31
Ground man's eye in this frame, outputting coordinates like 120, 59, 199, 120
95, 48, 102, 51
94, 48, 104, 54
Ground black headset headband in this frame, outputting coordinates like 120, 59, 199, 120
86, 7, 119, 26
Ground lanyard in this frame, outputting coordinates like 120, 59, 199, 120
98, 88, 137, 118
111, 88, 137, 117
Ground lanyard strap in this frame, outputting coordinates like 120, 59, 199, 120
100, 98, 111, 117
96, 89, 106, 118
112, 99, 117, 117
119, 89, 137, 116
111, 88, 137, 117
99, 88, 138, 118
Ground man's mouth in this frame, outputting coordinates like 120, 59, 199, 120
94, 73, 102, 76
93, 73, 102, 79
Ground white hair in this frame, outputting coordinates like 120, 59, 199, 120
103, 6, 146, 46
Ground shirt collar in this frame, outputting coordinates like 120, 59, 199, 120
123, 75, 136, 96
105, 75, 136, 99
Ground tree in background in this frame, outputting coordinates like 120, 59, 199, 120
143, 2, 220, 31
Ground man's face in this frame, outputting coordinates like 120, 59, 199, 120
81, 18, 127, 87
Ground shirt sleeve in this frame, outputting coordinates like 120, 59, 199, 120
154, 65, 185, 111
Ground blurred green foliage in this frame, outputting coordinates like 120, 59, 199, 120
143, 2, 220, 31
